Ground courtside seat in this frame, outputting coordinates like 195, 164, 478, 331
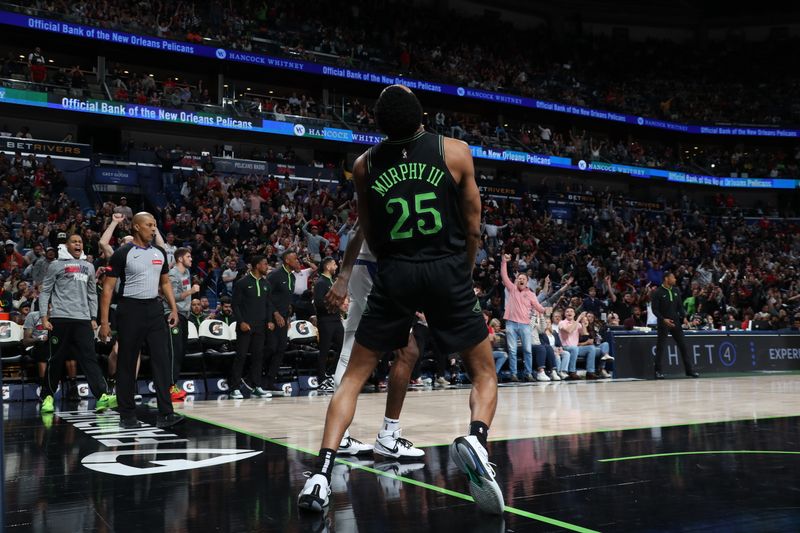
0, 321, 27, 383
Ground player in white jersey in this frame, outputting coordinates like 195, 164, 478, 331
326, 223, 424, 459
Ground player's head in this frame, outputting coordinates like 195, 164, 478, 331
66, 234, 83, 258
321, 256, 336, 275
250, 254, 268, 275
375, 85, 423, 140
663, 271, 676, 287
175, 247, 192, 268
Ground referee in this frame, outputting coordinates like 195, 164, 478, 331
38, 234, 115, 414
99, 212, 184, 429
652, 271, 699, 379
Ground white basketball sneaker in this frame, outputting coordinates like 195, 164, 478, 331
338, 435, 373, 455
298, 472, 330, 512
450, 435, 504, 514
374, 429, 425, 459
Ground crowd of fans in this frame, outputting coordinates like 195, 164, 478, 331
5, 44, 800, 180
22, 0, 800, 126
1, 137, 798, 386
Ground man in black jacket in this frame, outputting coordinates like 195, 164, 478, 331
229, 255, 276, 399
313, 257, 343, 392
264, 250, 300, 391
652, 271, 699, 379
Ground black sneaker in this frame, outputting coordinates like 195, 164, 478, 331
318, 377, 335, 393
156, 413, 185, 429
66, 380, 81, 401
120, 417, 143, 429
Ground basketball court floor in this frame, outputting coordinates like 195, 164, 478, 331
4, 374, 800, 532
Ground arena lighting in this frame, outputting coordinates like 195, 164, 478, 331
123, 70, 129, 74
48, 59, 53, 63
247, 87, 251, 90
269, 90, 273, 94
711, 163, 716, 168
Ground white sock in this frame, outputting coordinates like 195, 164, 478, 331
381, 417, 400, 434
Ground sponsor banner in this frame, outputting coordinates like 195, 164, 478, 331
611, 331, 800, 379
548, 206, 574, 221
476, 179, 525, 198
1, 135, 91, 157
212, 157, 268, 174
4, 10, 800, 138
136, 379, 205, 395
94, 167, 138, 186
1, 87, 797, 189
298, 375, 319, 391
275, 381, 299, 397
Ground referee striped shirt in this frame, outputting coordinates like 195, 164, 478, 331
106, 243, 168, 299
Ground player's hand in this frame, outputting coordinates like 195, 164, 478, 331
664, 318, 676, 328
99, 323, 111, 341
167, 310, 179, 327
274, 313, 286, 328
41, 317, 53, 331
91, 320, 97, 331
240, 322, 251, 332
325, 277, 348, 311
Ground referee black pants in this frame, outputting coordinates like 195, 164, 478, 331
654, 323, 694, 374
167, 314, 189, 384
116, 298, 173, 418
229, 327, 266, 389
316, 316, 343, 381
40, 319, 107, 400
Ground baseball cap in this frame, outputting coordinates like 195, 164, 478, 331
4, 239, 14, 246
57, 232, 67, 240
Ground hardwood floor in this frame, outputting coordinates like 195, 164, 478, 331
177, 374, 800, 451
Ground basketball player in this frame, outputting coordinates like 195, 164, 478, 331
325, 223, 425, 460
299, 85, 503, 514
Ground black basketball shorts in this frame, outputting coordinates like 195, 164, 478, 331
355, 253, 488, 354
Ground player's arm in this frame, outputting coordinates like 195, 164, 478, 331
446, 138, 481, 271
352, 153, 373, 250
99, 214, 123, 259
326, 222, 362, 312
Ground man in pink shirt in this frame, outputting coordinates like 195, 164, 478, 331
501, 254, 547, 381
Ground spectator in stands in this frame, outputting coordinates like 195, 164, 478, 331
27, 47, 46, 83
501, 253, 547, 382
623, 306, 647, 330
558, 308, 593, 380
302, 218, 329, 263
113, 197, 133, 220
539, 318, 563, 381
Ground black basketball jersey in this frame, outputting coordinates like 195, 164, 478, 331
364, 131, 466, 261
